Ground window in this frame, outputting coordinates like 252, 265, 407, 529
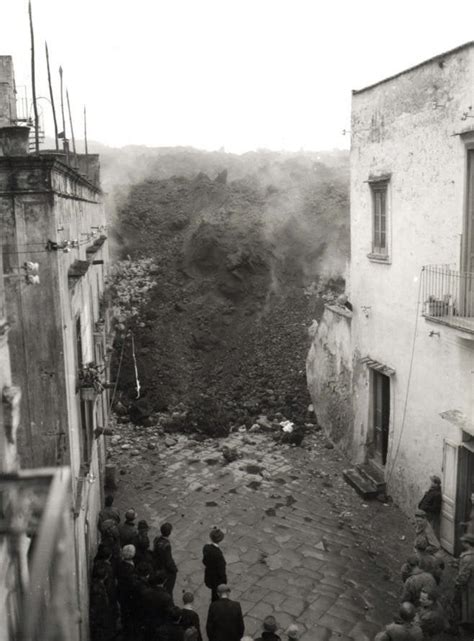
369, 178, 390, 258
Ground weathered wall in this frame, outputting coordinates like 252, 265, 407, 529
0, 154, 109, 639
350, 44, 474, 515
306, 304, 353, 449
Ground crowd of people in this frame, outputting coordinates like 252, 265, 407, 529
374, 475, 474, 640
91, 474, 474, 641
90, 497, 301, 641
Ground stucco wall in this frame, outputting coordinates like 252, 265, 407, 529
306, 304, 353, 449
0, 154, 109, 638
350, 45, 474, 515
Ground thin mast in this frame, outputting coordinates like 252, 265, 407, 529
28, 1, 39, 153
45, 42, 59, 150
83, 105, 88, 155
66, 89, 76, 157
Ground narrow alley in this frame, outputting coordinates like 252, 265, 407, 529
111, 421, 418, 641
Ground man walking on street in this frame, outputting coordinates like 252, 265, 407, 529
153, 522, 178, 599
206, 584, 244, 641
203, 527, 227, 602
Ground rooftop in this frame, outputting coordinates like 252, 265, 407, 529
352, 40, 474, 95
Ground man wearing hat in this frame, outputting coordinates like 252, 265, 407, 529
454, 532, 474, 628
206, 584, 244, 641
418, 475, 442, 537
374, 602, 423, 641
119, 508, 138, 546
255, 615, 281, 641
202, 527, 227, 602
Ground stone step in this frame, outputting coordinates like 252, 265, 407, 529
356, 462, 386, 492
342, 467, 381, 500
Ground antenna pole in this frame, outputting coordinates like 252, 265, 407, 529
59, 66, 69, 162
84, 105, 88, 155
66, 89, 76, 158
45, 42, 59, 150
28, 1, 39, 153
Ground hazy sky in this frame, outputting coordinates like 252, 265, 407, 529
2, 1, 473, 152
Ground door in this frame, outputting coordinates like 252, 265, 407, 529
455, 443, 474, 555
372, 371, 390, 466
440, 439, 458, 554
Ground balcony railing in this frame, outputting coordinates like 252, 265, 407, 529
422, 265, 474, 333
0, 467, 79, 641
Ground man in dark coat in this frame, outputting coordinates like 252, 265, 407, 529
98, 495, 121, 534
153, 522, 178, 598
255, 615, 281, 641
119, 508, 138, 546
206, 584, 245, 641
141, 570, 174, 640
156, 605, 184, 641
418, 475, 442, 537
117, 544, 137, 638
92, 545, 118, 621
131, 562, 153, 640
202, 527, 227, 602
90, 563, 116, 641
181, 591, 203, 641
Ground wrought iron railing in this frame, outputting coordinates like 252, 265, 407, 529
422, 265, 474, 332
0, 467, 80, 641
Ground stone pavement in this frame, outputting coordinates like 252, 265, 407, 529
109, 424, 449, 640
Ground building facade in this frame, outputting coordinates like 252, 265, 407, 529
0, 56, 111, 638
308, 42, 474, 555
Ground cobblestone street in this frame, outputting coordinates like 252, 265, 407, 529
111, 425, 438, 640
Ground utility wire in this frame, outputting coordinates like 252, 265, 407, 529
386, 268, 424, 484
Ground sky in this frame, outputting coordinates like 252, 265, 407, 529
2, 0, 474, 153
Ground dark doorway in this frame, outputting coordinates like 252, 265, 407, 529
455, 439, 474, 555
372, 370, 390, 466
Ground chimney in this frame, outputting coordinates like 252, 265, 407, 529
0, 56, 17, 127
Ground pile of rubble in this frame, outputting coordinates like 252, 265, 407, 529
110, 160, 349, 437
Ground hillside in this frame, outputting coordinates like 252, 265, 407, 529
108, 149, 349, 435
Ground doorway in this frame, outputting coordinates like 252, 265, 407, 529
455, 438, 474, 555
372, 370, 390, 466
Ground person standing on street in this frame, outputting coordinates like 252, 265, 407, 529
418, 475, 442, 538
202, 527, 227, 602
153, 522, 178, 599
374, 602, 423, 641
255, 615, 281, 641
181, 591, 203, 641
119, 508, 138, 546
206, 584, 244, 641
98, 495, 121, 534
414, 509, 440, 556
454, 532, 474, 631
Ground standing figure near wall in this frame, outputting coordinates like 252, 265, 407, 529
414, 509, 441, 556
461, 492, 474, 535
418, 476, 442, 538
454, 533, 474, 630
